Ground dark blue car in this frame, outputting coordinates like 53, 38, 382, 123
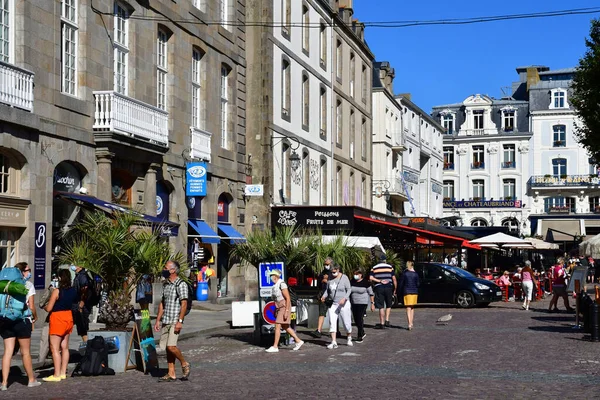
396, 263, 503, 308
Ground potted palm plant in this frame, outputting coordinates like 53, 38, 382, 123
59, 211, 186, 330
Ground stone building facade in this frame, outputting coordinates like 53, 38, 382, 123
0, 0, 247, 299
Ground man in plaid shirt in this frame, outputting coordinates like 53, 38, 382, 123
154, 261, 191, 382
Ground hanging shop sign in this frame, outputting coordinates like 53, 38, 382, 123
244, 184, 264, 197
443, 199, 522, 209
185, 162, 207, 196
53, 162, 81, 193
271, 207, 354, 230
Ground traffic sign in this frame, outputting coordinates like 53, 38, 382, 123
262, 301, 277, 324
258, 262, 285, 289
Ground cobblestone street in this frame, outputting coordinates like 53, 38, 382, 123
4, 298, 600, 399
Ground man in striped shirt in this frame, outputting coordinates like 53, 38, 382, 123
370, 254, 397, 329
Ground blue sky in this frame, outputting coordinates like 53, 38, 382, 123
353, 0, 595, 113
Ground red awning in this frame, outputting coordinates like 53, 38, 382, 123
355, 215, 469, 246
461, 240, 481, 250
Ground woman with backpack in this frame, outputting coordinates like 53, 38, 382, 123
0, 263, 42, 391
43, 269, 78, 382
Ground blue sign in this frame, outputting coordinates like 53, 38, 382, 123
186, 162, 207, 196
34, 222, 46, 290
259, 262, 285, 289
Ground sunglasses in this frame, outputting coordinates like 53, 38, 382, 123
24, 269, 31, 272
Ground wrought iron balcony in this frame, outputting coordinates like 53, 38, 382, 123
93, 91, 169, 147
190, 127, 212, 162
471, 161, 485, 169
0, 61, 34, 112
501, 161, 516, 169
443, 162, 454, 170
528, 175, 600, 188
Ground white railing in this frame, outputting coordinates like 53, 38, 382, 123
191, 126, 212, 162
388, 174, 404, 196
93, 91, 169, 147
0, 61, 34, 111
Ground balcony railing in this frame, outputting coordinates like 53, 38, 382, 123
529, 175, 600, 188
553, 140, 566, 147
191, 127, 212, 162
93, 91, 169, 147
501, 161, 516, 169
443, 162, 454, 170
0, 61, 34, 112
471, 161, 485, 169
388, 175, 405, 197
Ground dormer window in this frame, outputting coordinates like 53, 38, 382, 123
440, 110, 455, 134
501, 106, 517, 132
473, 110, 484, 130
550, 88, 568, 109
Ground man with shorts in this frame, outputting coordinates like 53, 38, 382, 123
312, 257, 333, 338
370, 254, 397, 329
72, 264, 91, 343
154, 261, 191, 382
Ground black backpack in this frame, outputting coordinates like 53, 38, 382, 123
176, 280, 193, 316
72, 336, 115, 377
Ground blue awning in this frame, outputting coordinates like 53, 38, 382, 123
55, 191, 179, 237
188, 220, 221, 243
218, 223, 246, 244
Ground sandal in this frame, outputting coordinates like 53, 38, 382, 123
181, 363, 191, 381
158, 374, 177, 383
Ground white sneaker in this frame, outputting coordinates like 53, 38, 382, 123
347, 339, 353, 347
265, 346, 279, 353
292, 341, 304, 351
326, 342, 338, 349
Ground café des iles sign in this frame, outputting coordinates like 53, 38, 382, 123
443, 199, 522, 208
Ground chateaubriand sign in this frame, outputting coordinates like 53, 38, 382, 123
444, 200, 522, 209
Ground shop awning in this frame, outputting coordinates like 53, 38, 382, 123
55, 191, 179, 236
541, 220, 580, 242
217, 223, 246, 244
188, 220, 221, 244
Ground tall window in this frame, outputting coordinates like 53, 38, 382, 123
282, 0, 291, 37
193, 0, 206, 12
503, 110, 515, 132
349, 110, 355, 160
361, 118, 367, 159
502, 144, 515, 168
302, 151, 309, 203
552, 158, 567, 177
472, 145, 484, 168
302, 5, 309, 53
61, 0, 78, 95
441, 114, 454, 134
590, 158, 598, 176
319, 23, 326, 68
361, 64, 367, 102
0, 154, 12, 194
302, 73, 309, 128
336, 39, 342, 79
0, 230, 18, 270
220, 0, 231, 30
590, 196, 600, 213
472, 179, 484, 200
320, 159, 327, 204
443, 146, 454, 170
0, 0, 10, 62
156, 29, 168, 110
553, 90, 566, 108
473, 110, 484, 130
191, 49, 203, 128
320, 87, 327, 139
281, 59, 290, 119
349, 172, 355, 205
443, 180, 454, 200
553, 125, 566, 147
349, 53, 355, 98
220, 65, 230, 149
503, 179, 516, 200
114, 2, 129, 95
361, 177, 367, 208
336, 99, 342, 145
336, 166, 342, 205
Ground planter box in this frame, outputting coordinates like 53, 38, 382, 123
84, 330, 133, 373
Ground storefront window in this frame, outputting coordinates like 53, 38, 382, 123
0, 229, 19, 269
112, 169, 135, 206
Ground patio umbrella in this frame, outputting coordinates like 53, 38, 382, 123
526, 237, 559, 250
469, 232, 532, 248
579, 234, 600, 258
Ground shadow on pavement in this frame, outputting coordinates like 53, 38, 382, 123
528, 325, 576, 333
530, 316, 574, 323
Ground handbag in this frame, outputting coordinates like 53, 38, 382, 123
324, 278, 341, 308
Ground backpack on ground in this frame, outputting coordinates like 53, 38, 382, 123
72, 336, 115, 377
0, 267, 27, 321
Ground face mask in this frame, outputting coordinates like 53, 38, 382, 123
24, 272, 31, 280
332, 271, 339, 277
353, 275, 360, 280
70, 265, 77, 272
162, 270, 171, 279
324, 265, 331, 270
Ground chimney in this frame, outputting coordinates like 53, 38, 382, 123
526, 67, 540, 91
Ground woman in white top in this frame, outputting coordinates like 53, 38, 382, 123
265, 270, 304, 353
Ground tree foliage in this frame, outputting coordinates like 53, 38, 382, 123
572, 18, 600, 159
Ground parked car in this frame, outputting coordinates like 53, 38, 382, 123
395, 263, 502, 308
